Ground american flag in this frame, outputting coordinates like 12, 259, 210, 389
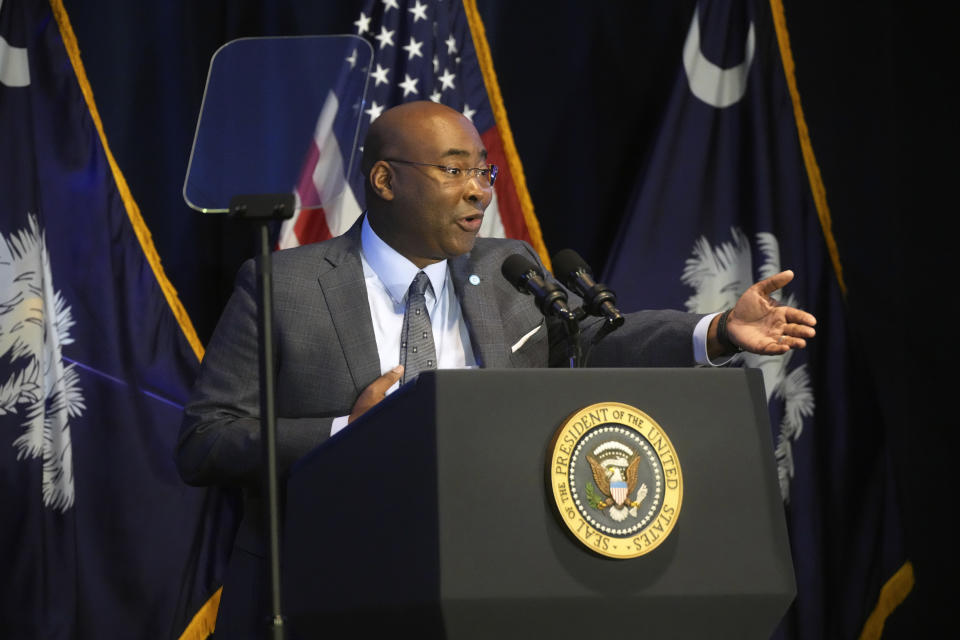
277, 0, 550, 267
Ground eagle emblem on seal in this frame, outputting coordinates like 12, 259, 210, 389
586, 448, 649, 523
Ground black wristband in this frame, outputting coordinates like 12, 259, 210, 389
717, 309, 742, 353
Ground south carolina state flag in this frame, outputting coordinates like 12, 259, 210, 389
0, 1, 235, 638
603, 1, 910, 638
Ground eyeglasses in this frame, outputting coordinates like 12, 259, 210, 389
384, 158, 498, 187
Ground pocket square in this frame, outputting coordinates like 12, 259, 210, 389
511, 322, 544, 353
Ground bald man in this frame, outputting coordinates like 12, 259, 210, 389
177, 101, 815, 635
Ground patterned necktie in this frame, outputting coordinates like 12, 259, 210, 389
400, 271, 437, 385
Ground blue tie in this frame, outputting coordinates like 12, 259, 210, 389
400, 271, 437, 384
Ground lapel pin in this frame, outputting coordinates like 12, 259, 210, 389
468, 274, 481, 286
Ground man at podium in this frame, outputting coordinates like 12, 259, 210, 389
176, 101, 816, 635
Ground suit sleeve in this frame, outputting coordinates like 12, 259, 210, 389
514, 243, 703, 367
587, 309, 702, 366
176, 259, 335, 489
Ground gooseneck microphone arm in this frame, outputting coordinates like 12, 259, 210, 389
552, 249, 624, 328
551, 249, 626, 366
501, 254, 575, 321
501, 254, 582, 367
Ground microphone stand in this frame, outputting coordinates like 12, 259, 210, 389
229, 193, 293, 640
565, 308, 586, 368
550, 250, 625, 367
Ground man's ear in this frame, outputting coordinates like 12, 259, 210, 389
369, 161, 394, 201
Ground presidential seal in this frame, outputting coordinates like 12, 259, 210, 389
547, 402, 683, 559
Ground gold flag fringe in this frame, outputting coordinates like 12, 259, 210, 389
462, 0, 551, 270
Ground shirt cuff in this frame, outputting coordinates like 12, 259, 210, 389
330, 415, 350, 437
693, 312, 735, 366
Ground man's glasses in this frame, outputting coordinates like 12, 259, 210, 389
384, 158, 498, 187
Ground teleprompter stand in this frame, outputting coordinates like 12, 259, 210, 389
282, 368, 796, 639
230, 193, 294, 639
182, 35, 374, 638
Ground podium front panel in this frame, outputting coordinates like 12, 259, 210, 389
284, 368, 794, 639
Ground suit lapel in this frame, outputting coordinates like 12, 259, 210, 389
450, 253, 511, 368
317, 223, 382, 391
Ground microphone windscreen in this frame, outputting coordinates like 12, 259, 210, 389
501, 254, 539, 288
552, 249, 590, 285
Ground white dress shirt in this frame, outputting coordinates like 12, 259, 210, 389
359, 215, 477, 377
330, 217, 477, 435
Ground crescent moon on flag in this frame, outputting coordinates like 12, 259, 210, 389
0, 34, 30, 87
0, 0, 31, 89
682, 4, 755, 108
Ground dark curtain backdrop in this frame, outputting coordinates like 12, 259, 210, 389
63, 1, 953, 635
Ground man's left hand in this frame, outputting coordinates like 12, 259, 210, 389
710, 270, 817, 358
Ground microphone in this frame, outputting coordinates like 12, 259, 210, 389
551, 249, 624, 328
501, 254, 576, 321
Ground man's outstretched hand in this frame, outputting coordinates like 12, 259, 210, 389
709, 270, 817, 359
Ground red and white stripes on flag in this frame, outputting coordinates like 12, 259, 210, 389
278, 93, 362, 248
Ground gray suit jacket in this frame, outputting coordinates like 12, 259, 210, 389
176, 221, 701, 634
177, 222, 700, 491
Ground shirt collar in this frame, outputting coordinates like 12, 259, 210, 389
361, 215, 447, 305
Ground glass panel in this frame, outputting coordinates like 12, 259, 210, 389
183, 35, 372, 214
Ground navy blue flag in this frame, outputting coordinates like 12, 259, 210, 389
603, 1, 908, 638
0, 1, 235, 638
